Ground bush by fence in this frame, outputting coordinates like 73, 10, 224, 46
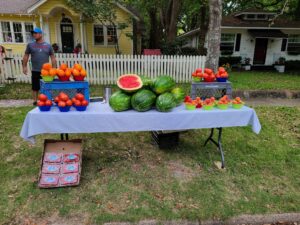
285, 60, 300, 71
219, 56, 242, 66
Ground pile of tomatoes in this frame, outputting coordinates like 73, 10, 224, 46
54, 92, 88, 108
41, 63, 87, 82
192, 67, 229, 82
37, 94, 53, 107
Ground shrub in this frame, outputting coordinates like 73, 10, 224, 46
179, 47, 201, 55
219, 56, 241, 66
285, 60, 300, 71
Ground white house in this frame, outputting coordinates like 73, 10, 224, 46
179, 8, 300, 66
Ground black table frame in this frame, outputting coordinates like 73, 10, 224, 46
60, 127, 226, 168
204, 128, 225, 168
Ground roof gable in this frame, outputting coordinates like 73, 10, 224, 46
0, 0, 39, 14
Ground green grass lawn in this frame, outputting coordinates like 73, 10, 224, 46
0, 71, 299, 100
0, 106, 299, 224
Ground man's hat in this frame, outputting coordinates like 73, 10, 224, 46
31, 27, 43, 34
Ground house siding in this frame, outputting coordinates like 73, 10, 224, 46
0, 15, 38, 53
182, 27, 300, 65
0, 0, 134, 55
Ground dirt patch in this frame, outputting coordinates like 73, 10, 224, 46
166, 160, 201, 183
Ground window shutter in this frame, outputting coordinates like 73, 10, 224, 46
281, 38, 287, 51
235, 33, 241, 51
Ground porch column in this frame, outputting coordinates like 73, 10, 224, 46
39, 14, 43, 31
80, 14, 85, 53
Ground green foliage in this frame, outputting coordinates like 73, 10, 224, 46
285, 60, 300, 71
219, 56, 242, 66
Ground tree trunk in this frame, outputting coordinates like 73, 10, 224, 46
198, 3, 208, 55
166, 0, 182, 42
148, 7, 160, 49
205, 0, 222, 72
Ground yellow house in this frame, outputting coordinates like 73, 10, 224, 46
0, 0, 142, 54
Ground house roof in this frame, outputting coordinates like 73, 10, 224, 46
0, 0, 141, 21
233, 7, 277, 16
248, 29, 288, 38
222, 15, 300, 28
0, 0, 39, 14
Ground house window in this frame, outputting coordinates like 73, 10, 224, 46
107, 25, 117, 45
220, 33, 235, 55
287, 35, 300, 55
1, 22, 12, 42
257, 14, 266, 20
25, 23, 34, 43
246, 14, 256, 19
0, 21, 34, 43
94, 25, 104, 45
13, 22, 23, 43
93, 25, 118, 46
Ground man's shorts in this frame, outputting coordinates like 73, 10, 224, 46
31, 71, 41, 91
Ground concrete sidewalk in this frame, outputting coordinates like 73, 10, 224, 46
0, 98, 299, 108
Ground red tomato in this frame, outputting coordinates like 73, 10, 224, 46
71, 97, 77, 103
75, 93, 84, 101
81, 100, 89, 106
203, 73, 209, 79
54, 96, 60, 103
218, 67, 226, 73
74, 100, 81, 107
196, 68, 202, 73
66, 100, 73, 106
221, 72, 228, 78
58, 101, 66, 107
204, 68, 213, 75
45, 100, 52, 106
38, 94, 48, 102
37, 101, 45, 106
60, 94, 69, 102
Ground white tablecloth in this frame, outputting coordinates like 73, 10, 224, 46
20, 103, 261, 143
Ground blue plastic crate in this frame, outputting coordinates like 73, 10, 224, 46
40, 79, 90, 101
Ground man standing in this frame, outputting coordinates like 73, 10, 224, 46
23, 27, 57, 105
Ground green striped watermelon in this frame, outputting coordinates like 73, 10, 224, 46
152, 75, 176, 94
156, 92, 176, 112
109, 91, 131, 112
131, 89, 156, 112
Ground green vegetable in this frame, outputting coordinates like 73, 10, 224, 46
109, 91, 131, 112
156, 92, 176, 112
171, 87, 185, 106
140, 75, 153, 88
152, 75, 176, 94
131, 89, 156, 112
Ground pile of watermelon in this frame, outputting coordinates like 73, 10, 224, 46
109, 74, 185, 112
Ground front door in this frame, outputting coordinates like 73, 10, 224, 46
253, 38, 268, 64
60, 23, 74, 53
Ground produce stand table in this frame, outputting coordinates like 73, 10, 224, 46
20, 103, 261, 168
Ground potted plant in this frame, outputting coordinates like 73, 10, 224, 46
242, 58, 251, 71
274, 57, 285, 73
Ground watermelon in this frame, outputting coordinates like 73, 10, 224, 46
171, 87, 185, 106
140, 75, 153, 88
156, 92, 176, 112
117, 74, 143, 92
109, 91, 131, 112
152, 75, 176, 94
131, 89, 156, 112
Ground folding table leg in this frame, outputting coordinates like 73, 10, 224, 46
204, 128, 225, 168
60, 133, 69, 140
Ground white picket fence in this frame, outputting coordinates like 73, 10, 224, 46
0, 53, 206, 84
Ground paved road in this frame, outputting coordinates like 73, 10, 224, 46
0, 98, 299, 108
